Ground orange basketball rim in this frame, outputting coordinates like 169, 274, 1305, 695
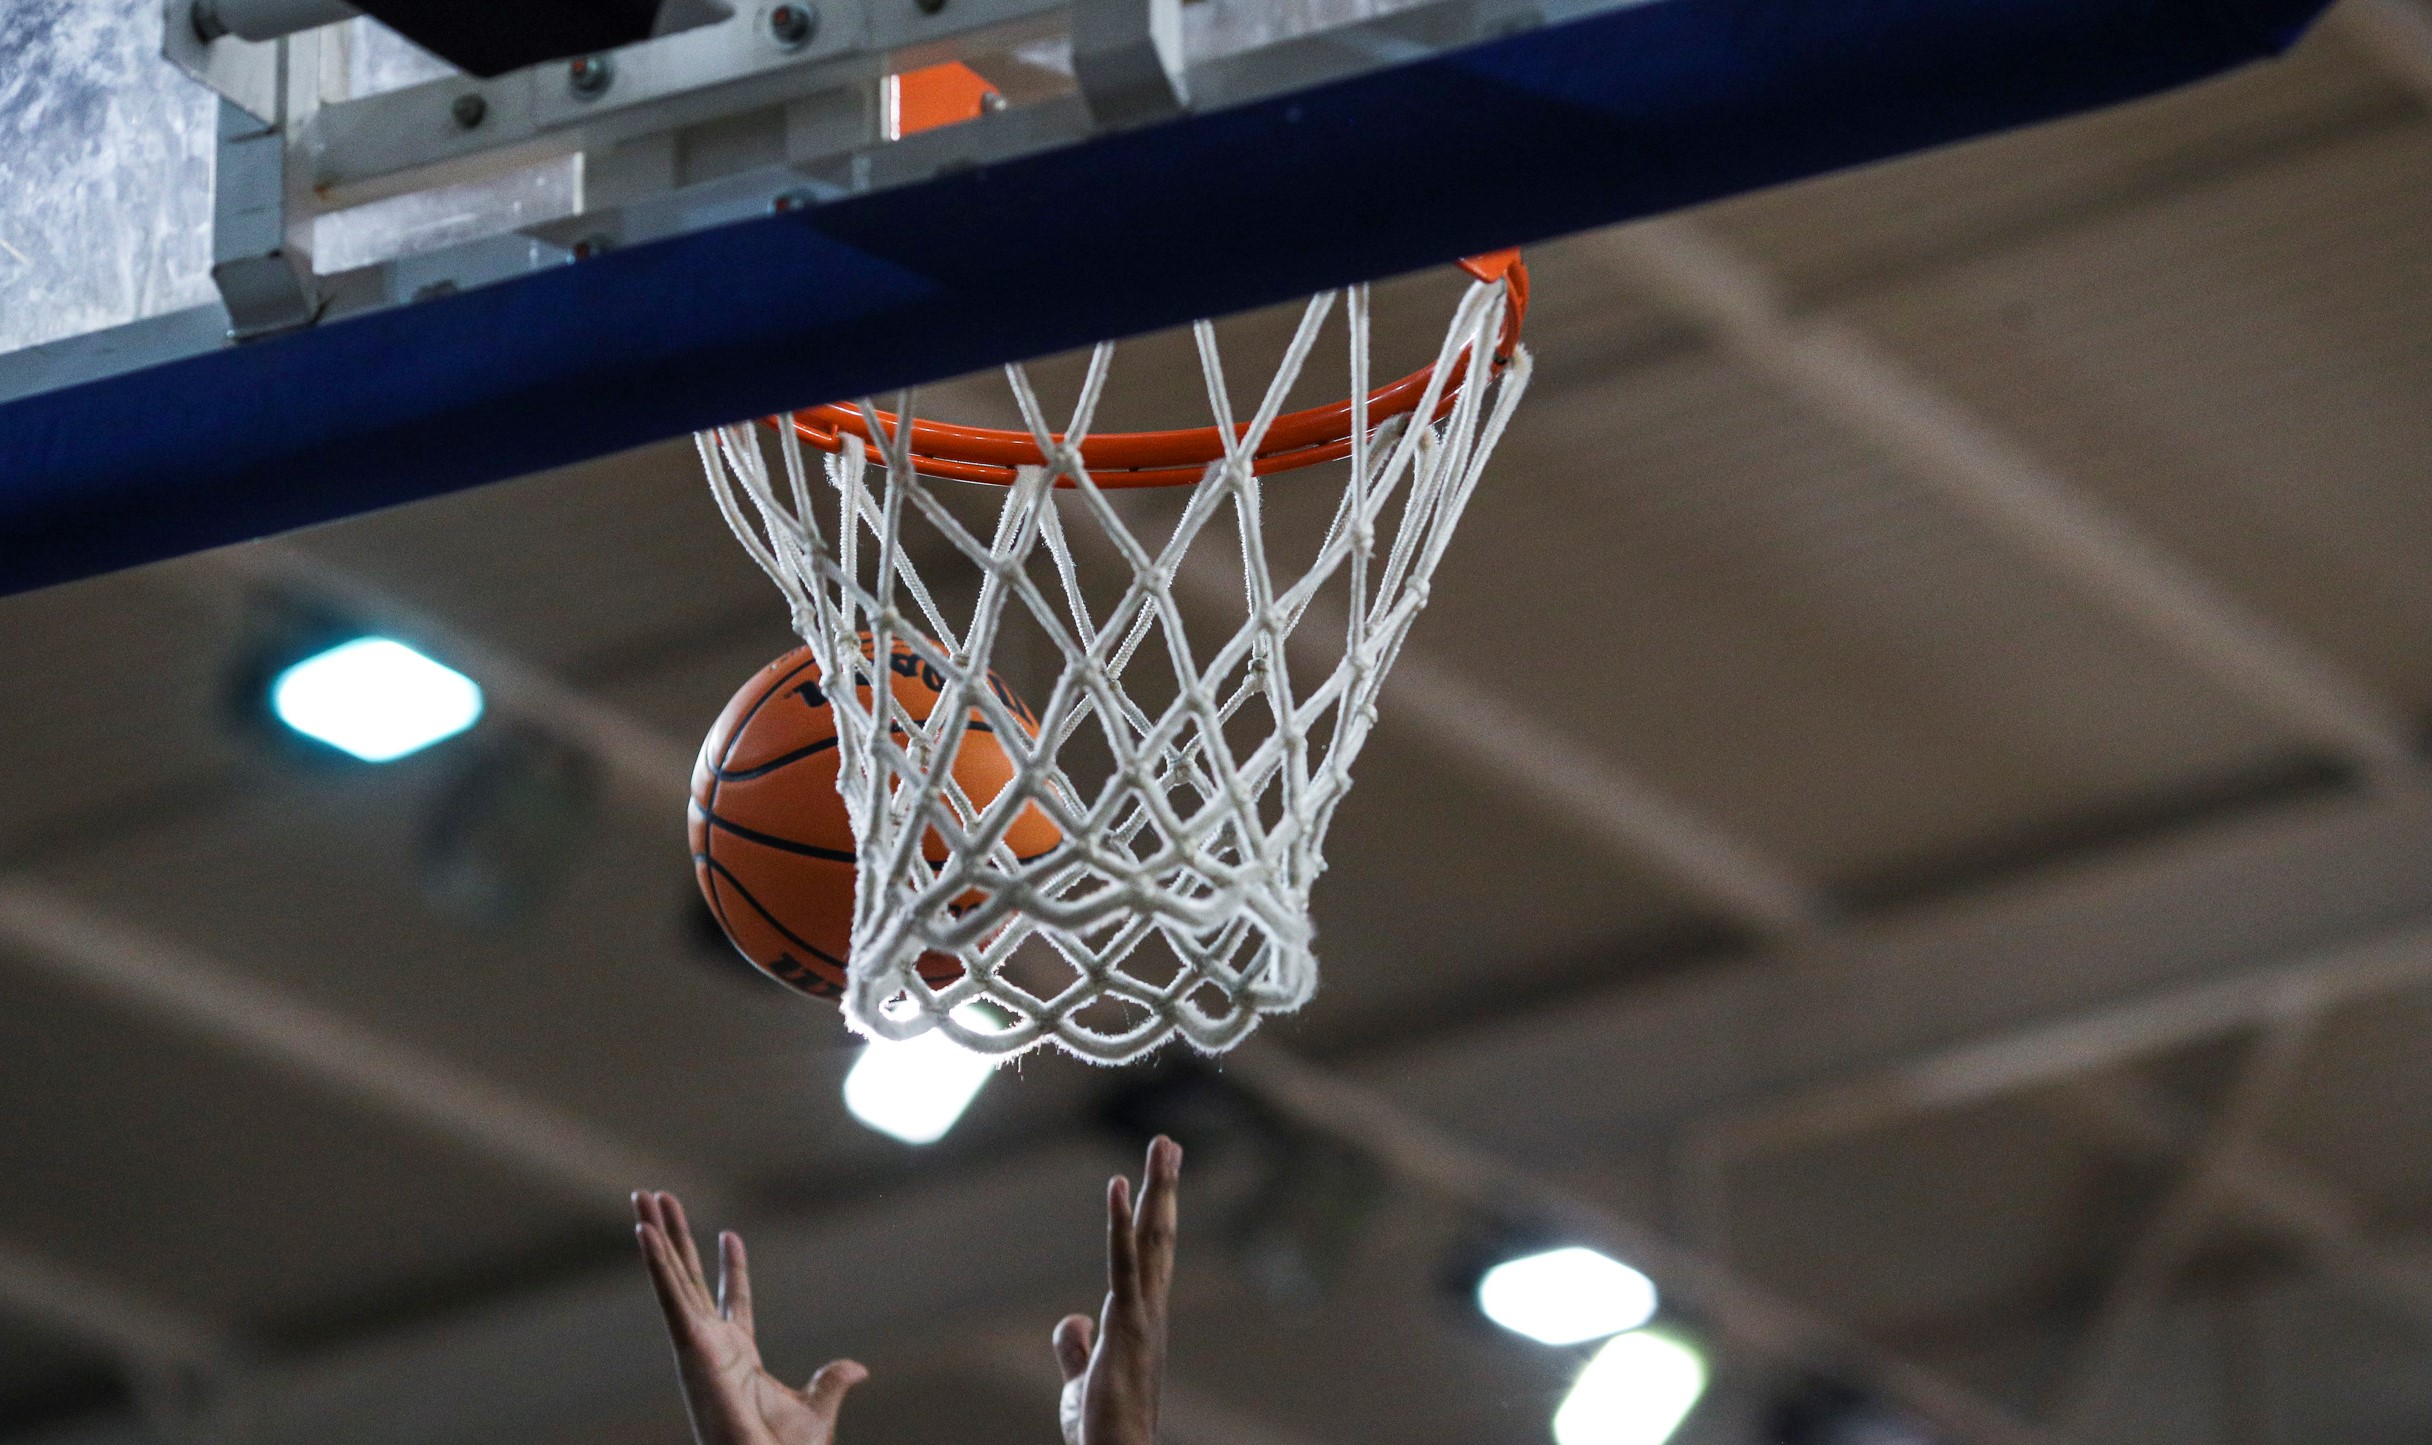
777, 250, 1529, 489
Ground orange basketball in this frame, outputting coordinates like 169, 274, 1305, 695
688, 639, 1059, 1001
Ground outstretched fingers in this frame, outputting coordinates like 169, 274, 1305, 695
634, 1195, 706, 1335
1106, 1172, 1139, 1302
661, 1192, 710, 1291
1133, 1137, 1181, 1306
718, 1230, 756, 1333
634, 1192, 728, 1322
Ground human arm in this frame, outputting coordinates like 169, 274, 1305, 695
1053, 1136, 1183, 1445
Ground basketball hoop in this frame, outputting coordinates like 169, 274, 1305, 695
697, 252, 1531, 1062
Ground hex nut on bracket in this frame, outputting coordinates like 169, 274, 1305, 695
568, 54, 614, 98
767, 3, 817, 46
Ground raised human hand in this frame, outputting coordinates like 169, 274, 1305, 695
635, 1190, 868, 1445
1053, 1137, 1183, 1445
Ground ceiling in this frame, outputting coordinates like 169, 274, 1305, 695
5, 6, 2432, 1444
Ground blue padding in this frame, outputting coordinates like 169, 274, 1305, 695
0, 0, 2329, 596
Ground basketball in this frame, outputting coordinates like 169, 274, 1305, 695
688, 639, 1059, 1001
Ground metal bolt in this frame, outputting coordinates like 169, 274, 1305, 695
980, 89, 1007, 112
450, 93, 488, 129
914, 0, 948, 17
567, 54, 614, 98
767, 3, 816, 46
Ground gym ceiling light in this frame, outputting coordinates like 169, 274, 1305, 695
1476, 1245, 1660, 1346
842, 1014, 1000, 1144
269, 636, 484, 762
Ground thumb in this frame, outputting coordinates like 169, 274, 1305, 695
804, 1360, 869, 1419
1052, 1314, 1095, 1382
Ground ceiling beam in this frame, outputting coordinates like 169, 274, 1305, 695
0, 1241, 229, 1375
1363, 778, 2432, 1166
2052, 1077, 2432, 1335
1378, 648, 1830, 936
0, 880, 710, 1216
1692, 911, 2432, 1161
2335, 0, 2432, 103
1223, 1042, 2075, 1445
1638, 900, 2432, 1350
2050, 1015, 2314, 1432
1586, 220, 2425, 793
1361, 797, 2432, 1372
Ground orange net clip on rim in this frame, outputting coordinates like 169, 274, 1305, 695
773, 251, 1528, 489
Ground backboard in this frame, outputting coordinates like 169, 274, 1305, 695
0, 0, 2334, 597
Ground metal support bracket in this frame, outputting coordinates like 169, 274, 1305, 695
210, 98, 320, 339
1072, 0, 1188, 127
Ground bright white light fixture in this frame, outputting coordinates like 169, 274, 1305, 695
1478, 1246, 1659, 1346
842, 1018, 999, 1144
1552, 1331, 1708, 1445
270, 637, 484, 762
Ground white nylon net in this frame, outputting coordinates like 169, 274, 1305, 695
698, 270, 1529, 1063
